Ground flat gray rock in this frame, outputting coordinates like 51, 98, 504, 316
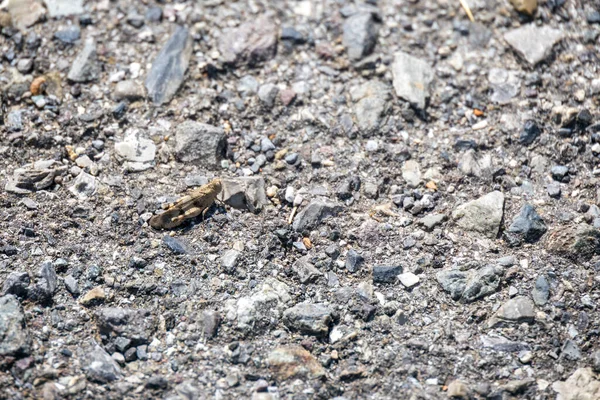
504, 25, 564, 65
494, 296, 535, 323
292, 199, 342, 231
452, 191, 505, 239
283, 303, 333, 336
219, 176, 270, 213
67, 38, 98, 83
350, 80, 390, 133
174, 121, 226, 167
82, 342, 122, 383
145, 26, 192, 105
0, 295, 31, 358
391, 51, 434, 110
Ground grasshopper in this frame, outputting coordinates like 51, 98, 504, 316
149, 178, 222, 229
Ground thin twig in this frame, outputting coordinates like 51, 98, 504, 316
459, 0, 475, 22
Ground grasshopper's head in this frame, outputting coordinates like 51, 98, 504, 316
210, 178, 223, 193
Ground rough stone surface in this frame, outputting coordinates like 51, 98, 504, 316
0, 295, 31, 358
145, 26, 192, 105
452, 191, 505, 239
292, 200, 342, 231
391, 51, 434, 110
504, 25, 564, 65
552, 368, 600, 400
437, 265, 503, 303
174, 121, 226, 167
350, 80, 390, 133
267, 346, 325, 381
218, 15, 277, 66
219, 176, 269, 213
44, 0, 84, 17
67, 38, 98, 82
504, 204, 547, 246
342, 12, 378, 61
82, 342, 122, 383
283, 303, 333, 336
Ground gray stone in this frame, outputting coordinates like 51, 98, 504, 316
95, 308, 156, 346
561, 340, 581, 361
592, 351, 600, 373
162, 236, 187, 254
5, 160, 64, 194
452, 191, 505, 239
44, 0, 84, 17
145, 26, 192, 105
480, 335, 530, 352
345, 249, 364, 273
237, 75, 259, 97
113, 80, 146, 101
260, 137, 276, 152
551, 165, 569, 182
64, 275, 80, 296
458, 149, 493, 178
419, 214, 447, 231
28, 262, 57, 303
174, 121, 226, 167
342, 12, 378, 61
504, 25, 563, 65
437, 265, 503, 303
292, 200, 342, 231
67, 38, 98, 83
16, 59, 33, 73
218, 15, 277, 66
221, 249, 241, 273
202, 311, 220, 338
258, 83, 279, 108
504, 204, 547, 246
114, 130, 156, 163
1, 272, 30, 297
350, 80, 390, 133
219, 176, 270, 213
0, 295, 31, 358
532, 275, 549, 306
488, 68, 521, 104
547, 182, 561, 198
54, 26, 81, 44
7, 0, 46, 31
82, 342, 122, 383
233, 278, 290, 332
402, 160, 421, 188
494, 297, 535, 323
68, 171, 97, 199
373, 265, 402, 283
7, 110, 23, 132
283, 303, 333, 336
391, 51, 434, 110
293, 256, 322, 283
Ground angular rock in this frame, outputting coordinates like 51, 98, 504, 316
480, 334, 530, 352
419, 214, 447, 231
504, 204, 547, 246
202, 311, 220, 338
268, 346, 325, 381
345, 249, 364, 273
162, 236, 187, 254
504, 25, 563, 66
398, 272, 420, 288
145, 26, 192, 105
5, 160, 64, 194
1, 272, 30, 297
342, 12, 378, 61
221, 249, 241, 273
7, 0, 46, 31
437, 265, 503, 303
82, 342, 122, 383
68, 171, 97, 199
232, 278, 290, 332
113, 80, 146, 101
27, 262, 57, 303
293, 256, 321, 283
458, 149, 493, 178
493, 296, 535, 323
402, 160, 421, 188
174, 121, 226, 168
292, 200, 342, 231
561, 340, 581, 361
519, 120, 541, 146
95, 308, 156, 346
44, 0, 84, 17
488, 68, 521, 105
218, 15, 277, 66
0, 295, 31, 358
391, 51, 434, 110
350, 80, 390, 133
373, 265, 402, 283
552, 368, 600, 400
452, 191, 505, 239
67, 38, 99, 83
531, 275, 549, 306
115, 130, 156, 164
283, 303, 333, 336
80, 287, 105, 306
546, 225, 600, 261
258, 83, 279, 108
219, 176, 270, 213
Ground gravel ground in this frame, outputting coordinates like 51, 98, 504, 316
1, 0, 600, 399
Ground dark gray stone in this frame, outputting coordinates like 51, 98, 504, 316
28, 261, 57, 303
174, 121, 226, 167
504, 204, 547, 246
532, 275, 549, 306
145, 26, 192, 105
292, 200, 342, 231
592, 351, 600, 373
145, 7, 162, 22
336, 176, 361, 200
345, 249, 364, 273
0, 295, 31, 358
480, 335, 530, 352
162, 236, 187, 254
67, 38, 99, 82
419, 214, 448, 232
95, 308, 157, 346
437, 265, 503, 303
436, 269, 468, 301
561, 340, 581, 361
293, 256, 321, 283
54, 26, 81, 44
146, 375, 169, 390
342, 12, 378, 61
1, 272, 30, 297
218, 15, 277, 66
83, 342, 122, 383
283, 303, 333, 336
373, 265, 402, 283
203, 311, 220, 338
519, 120, 541, 146
547, 182, 561, 198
